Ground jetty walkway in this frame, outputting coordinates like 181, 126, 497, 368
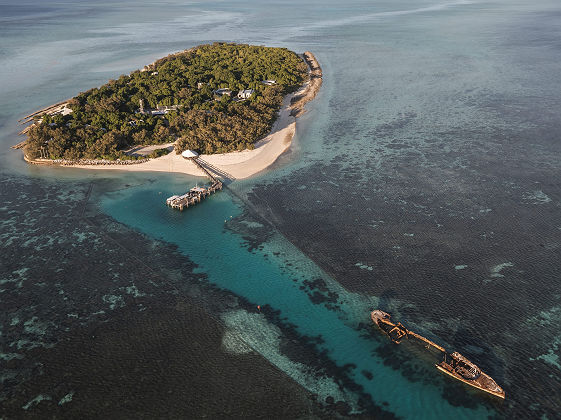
165, 157, 225, 211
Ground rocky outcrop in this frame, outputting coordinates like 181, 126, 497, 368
24, 156, 149, 166
290, 52, 323, 117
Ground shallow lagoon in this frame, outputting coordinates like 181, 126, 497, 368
100, 174, 496, 418
2, 0, 561, 417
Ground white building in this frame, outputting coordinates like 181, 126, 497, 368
138, 99, 179, 115
237, 89, 254, 99
214, 88, 232, 97
181, 150, 199, 159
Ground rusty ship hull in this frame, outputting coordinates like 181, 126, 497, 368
436, 353, 505, 399
370, 310, 505, 399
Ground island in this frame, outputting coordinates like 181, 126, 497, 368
17, 43, 322, 179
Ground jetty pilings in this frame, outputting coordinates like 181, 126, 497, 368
165, 157, 223, 211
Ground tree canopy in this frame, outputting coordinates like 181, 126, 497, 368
25, 43, 307, 160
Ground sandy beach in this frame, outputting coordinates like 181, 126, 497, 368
52, 52, 322, 180
69, 92, 297, 179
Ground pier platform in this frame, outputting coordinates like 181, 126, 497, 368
165, 156, 224, 211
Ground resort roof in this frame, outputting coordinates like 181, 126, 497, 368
214, 88, 232, 96
182, 150, 199, 158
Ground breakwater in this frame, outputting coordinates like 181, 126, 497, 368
23, 156, 149, 166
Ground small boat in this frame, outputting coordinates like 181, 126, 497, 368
371, 310, 505, 399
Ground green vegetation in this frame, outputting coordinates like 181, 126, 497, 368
25, 43, 307, 160
147, 148, 172, 159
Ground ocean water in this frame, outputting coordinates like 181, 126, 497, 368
101, 176, 494, 418
2, 0, 561, 418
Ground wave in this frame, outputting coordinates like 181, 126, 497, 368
299, 0, 476, 32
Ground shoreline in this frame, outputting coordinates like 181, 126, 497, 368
21, 52, 322, 180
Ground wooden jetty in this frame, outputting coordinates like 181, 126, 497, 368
165, 157, 223, 211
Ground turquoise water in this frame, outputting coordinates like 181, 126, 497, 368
101, 176, 492, 418
2, 0, 561, 417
